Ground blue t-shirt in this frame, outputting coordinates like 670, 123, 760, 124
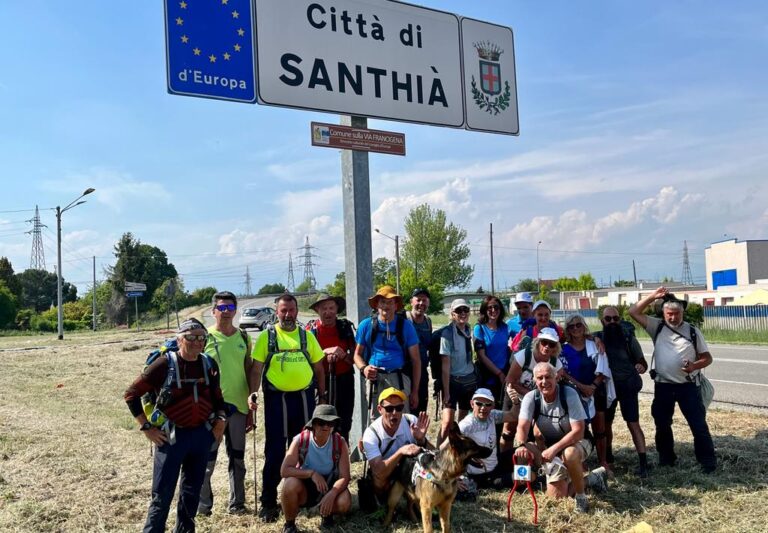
508, 315, 524, 335
473, 322, 510, 372
356, 315, 419, 371
560, 344, 598, 386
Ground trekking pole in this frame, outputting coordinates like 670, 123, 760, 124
251, 395, 259, 515
329, 361, 336, 406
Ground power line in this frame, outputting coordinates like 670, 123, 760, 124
26, 206, 47, 270
287, 253, 296, 293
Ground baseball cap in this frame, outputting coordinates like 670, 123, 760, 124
378, 387, 407, 405
472, 388, 495, 402
538, 327, 559, 343
514, 292, 534, 304
177, 318, 207, 334
532, 300, 551, 312
450, 298, 470, 312
411, 287, 431, 299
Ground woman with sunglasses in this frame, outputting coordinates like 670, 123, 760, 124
474, 295, 510, 407
560, 314, 612, 471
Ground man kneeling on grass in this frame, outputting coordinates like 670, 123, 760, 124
279, 405, 351, 533
513, 362, 607, 513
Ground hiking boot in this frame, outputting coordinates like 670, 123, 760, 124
320, 515, 335, 529
574, 494, 589, 514
259, 505, 280, 523
585, 467, 608, 493
228, 505, 248, 515
282, 521, 299, 533
636, 463, 649, 479
197, 508, 212, 517
702, 464, 716, 474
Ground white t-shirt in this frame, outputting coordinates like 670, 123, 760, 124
458, 410, 504, 475
362, 414, 417, 461
512, 349, 564, 391
645, 316, 709, 384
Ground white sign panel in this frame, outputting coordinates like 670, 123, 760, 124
125, 282, 147, 292
461, 18, 519, 135
255, 0, 464, 128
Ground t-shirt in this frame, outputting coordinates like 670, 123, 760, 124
508, 315, 525, 336
473, 322, 511, 372
251, 326, 325, 391
440, 323, 475, 378
362, 413, 417, 461
206, 327, 251, 414
512, 348, 564, 391
292, 431, 335, 477
458, 410, 504, 475
355, 316, 420, 371
407, 313, 433, 364
560, 340, 604, 419
519, 385, 585, 445
645, 316, 709, 384
599, 333, 645, 382
308, 320, 355, 375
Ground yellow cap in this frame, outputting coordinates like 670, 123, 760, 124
377, 386, 407, 405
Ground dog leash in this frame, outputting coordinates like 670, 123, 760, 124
506, 453, 538, 525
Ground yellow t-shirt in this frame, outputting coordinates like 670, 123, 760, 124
252, 325, 324, 392
205, 327, 251, 414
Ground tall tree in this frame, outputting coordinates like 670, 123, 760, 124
108, 233, 178, 312
372, 257, 396, 288
325, 271, 346, 298
0, 257, 21, 300
515, 278, 539, 292
400, 204, 473, 289
16, 268, 77, 312
0, 281, 18, 328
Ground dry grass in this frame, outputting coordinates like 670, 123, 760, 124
1, 330, 767, 532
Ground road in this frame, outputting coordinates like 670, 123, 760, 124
637, 340, 768, 412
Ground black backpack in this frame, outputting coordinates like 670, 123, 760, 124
428, 324, 472, 392
531, 382, 594, 444
365, 313, 406, 364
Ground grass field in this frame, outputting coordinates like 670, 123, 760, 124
1, 329, 767, 532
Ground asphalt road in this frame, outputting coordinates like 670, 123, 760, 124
637, 340, 768, 412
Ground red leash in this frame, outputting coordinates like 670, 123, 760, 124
506, 454, 538, 525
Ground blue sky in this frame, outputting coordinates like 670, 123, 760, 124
1, 1, 767, 296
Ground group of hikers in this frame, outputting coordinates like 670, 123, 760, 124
124, 284, 716, 532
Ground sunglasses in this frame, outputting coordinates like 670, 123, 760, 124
314, 420, 335, 428
381, 404, 405, 413
183, 334, 207, 342
566, 323, 584, 330
474, 401, 493, 408
603, 316, 621, 322
454, 308, 470, 314
487, 305, 501, 311
215, 303, 236, 312
539, 339, 557, 348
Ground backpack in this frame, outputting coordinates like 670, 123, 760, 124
263, 324, 312, 385
307, 318, 356, 355
141, 339, 214, 427
296, 428, 343, 473
366, 313, 407, 364
531, 382, 593, 444
428, 324, 472, 392
520, 318, 560, 340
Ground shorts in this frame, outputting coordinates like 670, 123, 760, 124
606, 374, 642, 424
544, 439, 594, 484
300, 474, 337, 508
594, 383, 608, 412
446, 375, 477, 411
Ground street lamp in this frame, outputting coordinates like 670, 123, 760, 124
56, 187, 95, 340
374, 228, 400, 295
536, 240, 542, 294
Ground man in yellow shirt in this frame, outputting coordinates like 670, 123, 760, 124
248, 293, 326, 523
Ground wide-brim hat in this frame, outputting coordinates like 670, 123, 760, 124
304, 404, 341, 429
309, 293, 346, 314
368, 285, 404, 310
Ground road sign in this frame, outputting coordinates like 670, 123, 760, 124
311, 122, 406, 155
125, 281, 147, 292
126, 291, 145, 298
255, 0, 465, 128
164, 0, 257, 103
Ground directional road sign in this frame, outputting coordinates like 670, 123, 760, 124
125, 282, 147, 292
126, 291, 145, 298
164, 0, 257, 103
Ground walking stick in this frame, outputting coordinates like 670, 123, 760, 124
329, 361, 337, 406
251, 395, 259, 515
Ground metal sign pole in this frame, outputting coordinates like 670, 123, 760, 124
135, 296, 140, 332
341, 115, 374, 458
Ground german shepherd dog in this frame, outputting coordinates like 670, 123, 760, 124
383, 422, 491, 533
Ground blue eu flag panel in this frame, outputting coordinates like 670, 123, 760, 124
164, 0, 256, 103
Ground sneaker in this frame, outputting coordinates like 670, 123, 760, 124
259, 505, 280, 523
197, 508, 212, 517
574, 494, 589, 514
320, 515, 335, 529
586, 467, 608, 494
228, 505, 248, 515
282, 522, 299, 533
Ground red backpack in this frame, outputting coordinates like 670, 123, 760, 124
296, 428, 343, 470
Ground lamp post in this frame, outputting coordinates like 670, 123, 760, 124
536, 240, 542, 294
374, 228, 400, 295
56, 187, 95, 340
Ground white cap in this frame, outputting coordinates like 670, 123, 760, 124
472, 388, 495, 401
532, 300, 551, 312
450, 298, 470, 312
514, 292, 533, 304
538, 327, 559, 343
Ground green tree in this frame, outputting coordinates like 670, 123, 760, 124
614, 280, 635, 287
295, 279, 313, 293
553, 277, 579, 291
0, 281, 18, 328
16, 268, 77, 312
325, 271, 346, 298
515, 278, 539, 292
107, 233, 178, 313
400, 204, 473, 289
151, 278, 186, 314
372, 257, 396, 288
0, 257, 21, 301
577, 273, 597, 290
258, 282, 287, 295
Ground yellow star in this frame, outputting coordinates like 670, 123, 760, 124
237, 28, 245, 37
233, 43, 241, 52
209, 54, 217, 63
223, 52, 231, 61
193, 47, 201, 56
221, 0, 228, 4
232, 10, 239, 19
180, 34, 189, 43
175, 17, 183, 26
179, 1, 187, 9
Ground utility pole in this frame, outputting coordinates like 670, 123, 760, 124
632, 260, 638, 287
489, 223, 495, 295
27, 205, 47, 270
92, 256, 97, 331
287, 253, 296, 293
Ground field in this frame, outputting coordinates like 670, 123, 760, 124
1, 329, 767, 532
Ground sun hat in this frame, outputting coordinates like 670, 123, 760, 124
472, 388, 495, 402
309, 292, 346, 314
368, 285, 404, 310
304, 404, 341, 429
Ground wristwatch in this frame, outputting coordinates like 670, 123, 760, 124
140, 421, 153, 431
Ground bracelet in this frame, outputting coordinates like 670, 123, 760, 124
216, 414, 227, 422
